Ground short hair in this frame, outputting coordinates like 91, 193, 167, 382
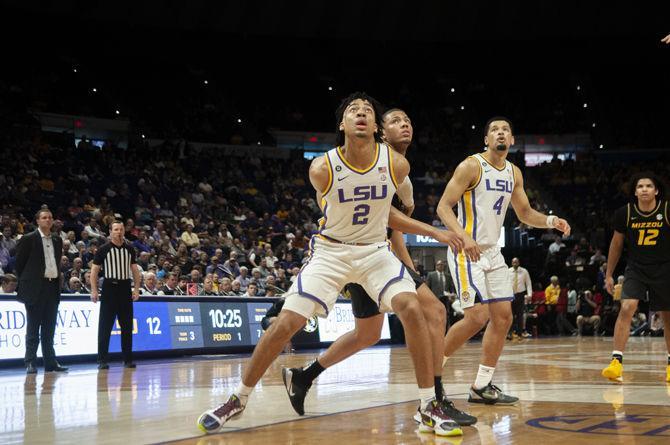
628, 171, 665, 202
334, 92, 384, 146
166, 272, 177, 280
35, 208, 52, 220
381, 107, 406, 123
143, 272, 156, 280
484, 116, 514, 135
111, 219, 125, 228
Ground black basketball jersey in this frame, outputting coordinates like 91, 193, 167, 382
613, 201, 670, 265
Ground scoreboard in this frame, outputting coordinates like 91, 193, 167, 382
0, 296, 389, 362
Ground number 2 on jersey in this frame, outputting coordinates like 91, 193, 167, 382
353, 204, 370, 225
637, 229, 659, 246
493, 196, 504, 215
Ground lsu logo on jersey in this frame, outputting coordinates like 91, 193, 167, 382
337, 185, 388, 203
485, 179, 513, 194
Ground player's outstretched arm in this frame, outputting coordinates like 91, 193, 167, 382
436, 157, 481, 261
388, 206, 463, 253
604, 231, 625, 295
662, 33, 670, 44
510, 165, 571, 236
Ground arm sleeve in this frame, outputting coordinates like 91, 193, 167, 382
14, 235, 30, 277
524, 270, 533, 296
612, 205, 627, 233
396, 176, 415, 209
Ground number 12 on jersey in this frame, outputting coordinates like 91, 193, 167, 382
637, 229, 659, 246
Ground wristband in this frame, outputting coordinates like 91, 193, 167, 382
546, 215, 558, 228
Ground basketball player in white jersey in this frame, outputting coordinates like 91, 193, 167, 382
198, 93, 463, 437
437, 117, 571, 404
282, 108, 477, 427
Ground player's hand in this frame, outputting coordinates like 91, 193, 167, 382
554, 218, 571, 237
90, 290, 99, 303
132, 290, 140, 301
433, 229, 464, 253
605, 276, 615, 296
463, 236, 481, 262
662, 33, 670, 44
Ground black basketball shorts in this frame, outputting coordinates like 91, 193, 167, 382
622, 260, 670, 311
345, 263, 425, 319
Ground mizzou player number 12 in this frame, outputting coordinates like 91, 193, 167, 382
602, 174, 670, 384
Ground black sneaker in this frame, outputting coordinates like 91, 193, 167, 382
440, 398, 477, 425
98, 362, 109, 370
418, 399, 463, 436
468, 383, 518, 405
282, 367, 312, 415
413, 398, 477, 426
123, 362, 136, 369
197, 394, 246, 433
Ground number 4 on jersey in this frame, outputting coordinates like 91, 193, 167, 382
493, 196, 504, 215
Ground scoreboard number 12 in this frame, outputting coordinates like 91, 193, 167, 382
146, 317, 162, 335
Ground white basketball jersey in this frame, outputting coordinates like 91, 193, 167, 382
318, 143, 398, 244
457, 153, 516, 248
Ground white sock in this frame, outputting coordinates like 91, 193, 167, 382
442, 356, 450, 368
473, 364, 495, 390
419, 387, 435, 409
235, 383, 254, 404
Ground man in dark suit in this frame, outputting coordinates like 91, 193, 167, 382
15, 208, 68, 374
426, 260, 454, 299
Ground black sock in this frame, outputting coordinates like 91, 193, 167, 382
299, 359, 326, 384
434, 376, 444, 400
612, 353, 623, 364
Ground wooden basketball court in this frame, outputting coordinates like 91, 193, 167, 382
2, 337, 669, 444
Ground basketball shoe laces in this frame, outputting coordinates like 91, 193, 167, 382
428, 400, 459, 427
213, 395, 242, 419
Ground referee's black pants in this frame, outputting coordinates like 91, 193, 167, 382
98, 280, 133, 363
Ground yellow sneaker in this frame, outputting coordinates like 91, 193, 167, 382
602, 358, 623, 383
666, 365, 670, 383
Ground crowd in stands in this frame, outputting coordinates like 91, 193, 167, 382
1, 125, 668, 340
1, 56, 669, 341
0, 124, 324, 298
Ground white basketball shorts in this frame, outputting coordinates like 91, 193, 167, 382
282, 236, 416, 319
447, 245, 514, 309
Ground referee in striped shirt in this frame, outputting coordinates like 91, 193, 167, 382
90, 220, 141, 369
